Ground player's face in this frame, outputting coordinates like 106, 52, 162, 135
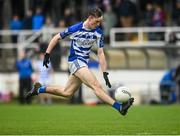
88, 16, 103, 29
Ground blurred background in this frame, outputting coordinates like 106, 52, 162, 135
0, 0, 180, 105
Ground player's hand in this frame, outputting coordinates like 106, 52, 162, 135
43, 53, 50, 68
103, 72, 112, 88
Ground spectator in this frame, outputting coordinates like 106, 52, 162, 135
40, 17, 61, 71
34, 52, 53, 104
144, 3, 154, 26
103, 4, 117, 43
39, 17, 54, 54
58, 18, 66, 28
10, 14, 22, 43
172, 0, 180, 26
160, 68, 176, 104
16, 51, 33, 104
118, 0, 138, 27
41, 17, 54, 44
64, 7, 76, 26
115, 0, 138, 41
32, 7, 45, 30
113, 0, 123, 18
144, 3, 155, 40
23, 9, 33, 30
0, 0, 3, 42
153, 4, 166, 27
87, 0, 104, 10
169, 32, 177, 44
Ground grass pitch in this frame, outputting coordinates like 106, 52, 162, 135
0, 103, 180, 135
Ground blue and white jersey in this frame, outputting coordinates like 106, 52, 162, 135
60, 22, 104, 64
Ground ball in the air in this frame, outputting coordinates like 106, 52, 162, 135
115, 86, 131, 102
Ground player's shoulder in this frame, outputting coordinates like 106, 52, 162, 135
94, 27, 103, 38
95, 27, 103, 35
68, 22, 83, 32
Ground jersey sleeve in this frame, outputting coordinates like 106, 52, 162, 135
60, 22, 82, 39
96, 28, 104, 48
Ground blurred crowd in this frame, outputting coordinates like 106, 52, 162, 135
0, 0, 179, 71
0, 0, 180, 39
0, 0, 179, 46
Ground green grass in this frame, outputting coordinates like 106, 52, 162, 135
0, 103, 180, 135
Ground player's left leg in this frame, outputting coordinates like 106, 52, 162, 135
74, 66, 134, 115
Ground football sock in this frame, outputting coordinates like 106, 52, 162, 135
38, 86, 46, 93
112, 101, 122, 111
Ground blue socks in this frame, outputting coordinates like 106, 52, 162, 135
38, 86, 46, 93
112, 102, 122, 111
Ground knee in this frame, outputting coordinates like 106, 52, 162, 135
54, 88, 73, 98
63, 91, 73, 98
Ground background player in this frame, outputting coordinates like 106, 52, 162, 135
26, 8, 134, 116
34, 52, 53, 104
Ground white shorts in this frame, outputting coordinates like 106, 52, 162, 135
68, 59, 87, 75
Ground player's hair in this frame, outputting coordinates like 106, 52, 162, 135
87, 7, 103, 18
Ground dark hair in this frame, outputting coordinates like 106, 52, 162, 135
87, 7, 103, 18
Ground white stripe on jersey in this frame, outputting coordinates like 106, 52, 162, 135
73, 45, 91, 54
74, 51, 89, 58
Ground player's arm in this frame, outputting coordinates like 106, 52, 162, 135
43, 34, 61, 68
97, 29, 111, 88
98, 48, 107, 73
98, 48, 111, 88
43, 23, 81, 68
46, 34, 61, 54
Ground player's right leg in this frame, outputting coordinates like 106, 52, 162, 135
25, 74, 82, 100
